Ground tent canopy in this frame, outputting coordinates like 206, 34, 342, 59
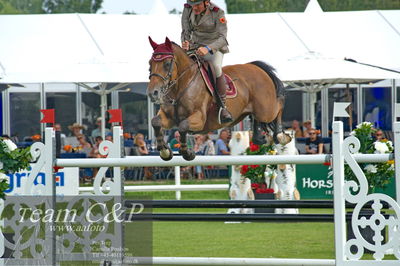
278, 52, 400, 92
0, 6, 400, 84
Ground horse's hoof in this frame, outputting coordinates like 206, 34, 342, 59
277, 133, 292, 145
160, 148, 173, 161
182, 150, 196, 161
252, 136, 266, 145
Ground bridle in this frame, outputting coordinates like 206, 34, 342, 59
149, 52, 200, 105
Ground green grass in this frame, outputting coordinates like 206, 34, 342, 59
123, 183, 396, 262
150, 221, 334, 259
123, 186, 337, 261
37, 180, 400, 264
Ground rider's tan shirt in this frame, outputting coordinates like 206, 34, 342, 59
181, 2, 229, 54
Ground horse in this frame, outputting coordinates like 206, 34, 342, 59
147, 37, 291, 161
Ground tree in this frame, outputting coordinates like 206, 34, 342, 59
0, 0, 104, 14
225, 0, 400, 13
43, 0, 103, 13
0, 0, 44, 14
169, 8, 181, 14
123, 10, 137, 15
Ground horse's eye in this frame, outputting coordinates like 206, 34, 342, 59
163, 61, 171, 71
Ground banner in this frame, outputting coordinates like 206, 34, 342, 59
4, 164, 79, 195
296, 164, 396, 199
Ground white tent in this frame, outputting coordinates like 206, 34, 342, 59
1, 9, 399, 84
277, 51, 400, 135
278, 52, 400, 88
0, 1, 399, 137
149, 0, 169, 15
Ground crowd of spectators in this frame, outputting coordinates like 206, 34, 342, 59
55, 115, 391, 183
289, 119, 389, 155
57, 116, 234, 182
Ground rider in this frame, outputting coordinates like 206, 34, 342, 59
181, 0, 233, 123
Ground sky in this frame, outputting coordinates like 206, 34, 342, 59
98, 0, 227, 14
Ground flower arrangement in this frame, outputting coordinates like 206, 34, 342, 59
345, 122, 394, 193
240, 142, 276, 193
31, 134, 41, 141
63, 145, 83, 153
63, 145, 73, 152
0, 138, 31, 199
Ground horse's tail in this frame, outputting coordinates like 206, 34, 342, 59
250, 61, 286, 141
249, 61, 285, 100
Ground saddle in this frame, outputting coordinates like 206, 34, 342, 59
190, 54, 238, 98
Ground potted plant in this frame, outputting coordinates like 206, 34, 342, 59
240, 142, 276, 213
345, 122, 394, 193
0, 137, 31, 199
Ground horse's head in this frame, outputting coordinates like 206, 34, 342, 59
147, 36, 180, 104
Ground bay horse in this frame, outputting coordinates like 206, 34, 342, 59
147, 37, 291, 161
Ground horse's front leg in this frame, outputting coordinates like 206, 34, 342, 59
151, 111, 174, 161
178, 120, 196, 161
178, 111, 205, 161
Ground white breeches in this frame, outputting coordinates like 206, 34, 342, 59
204, 51, 224, 77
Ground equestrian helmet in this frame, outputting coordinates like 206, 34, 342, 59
186, 0, 207, 6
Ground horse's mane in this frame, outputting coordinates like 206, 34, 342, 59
171, 42, 187, 55
249, 61, 285, 98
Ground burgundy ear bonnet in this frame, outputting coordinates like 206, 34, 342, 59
149, 36, 174, 62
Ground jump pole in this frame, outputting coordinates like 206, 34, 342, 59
55, 154, 392, 168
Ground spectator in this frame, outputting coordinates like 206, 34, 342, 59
66, 123, 88, 148
76, 134, 92, 157
169, 130, 181, 152
305, 129, 324, 154
375, 129, 384, 141
134, 133, 153, 179
202, 134, 215, 155
89, 136, 104, 179
105, 132, 113, 142
193, 135, 205, 179
76, 133, 93, 183
134, 133, 149, 155
68, 123, 85, 137
54, 123, 66, 155
89, 136, 104, 158
216, 129, 230, 155
54, 123, 66, 140
289, 120, 303, 138
303, 120, 313, 138
91, 117, 111, 139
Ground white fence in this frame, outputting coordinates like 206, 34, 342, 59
1, 103, 400, 265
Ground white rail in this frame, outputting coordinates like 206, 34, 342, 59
79, 184, 229, 193
55, 154, 392, 168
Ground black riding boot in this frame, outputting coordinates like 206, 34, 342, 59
216, 76, 233, 123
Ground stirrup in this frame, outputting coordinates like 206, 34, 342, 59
218, 108, 233, 124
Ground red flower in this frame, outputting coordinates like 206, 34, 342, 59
240, 165, 249, 175
249, 143, 260, 152
255, 188, 274, 194
251, 165, 259, 169
251, 183, 260, 189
